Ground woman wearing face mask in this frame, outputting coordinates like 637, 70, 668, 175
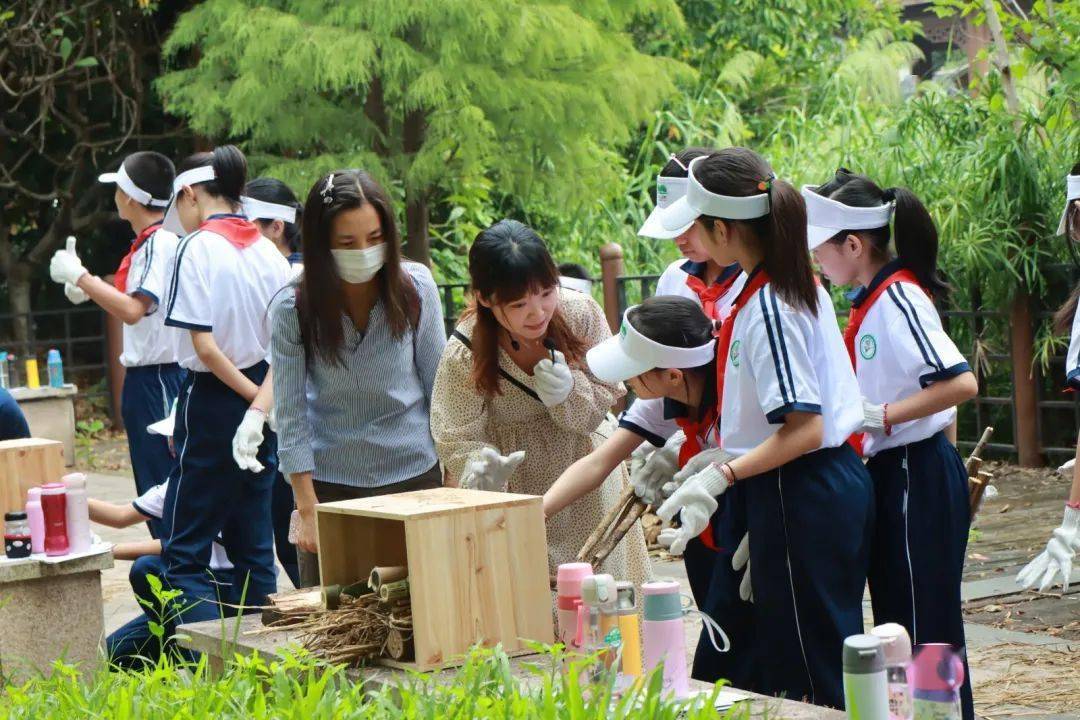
270, 170, 446, 587
160, 145, 291, 625
430, 219, 651, 586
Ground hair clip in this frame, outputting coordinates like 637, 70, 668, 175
321, 174, 335, 205
757, 174, 776, 192
669, 154, 688, 172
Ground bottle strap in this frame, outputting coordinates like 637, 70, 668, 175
680, 593, 730, 653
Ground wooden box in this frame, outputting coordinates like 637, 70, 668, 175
316, 487, 553, 671
0, 439, 65, 518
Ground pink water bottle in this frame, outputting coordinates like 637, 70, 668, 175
642, 580, 690, 698
25, 487, 45, 554
556, 562, 592, 648
62, 472, 91, 553
40, 483, 69, 556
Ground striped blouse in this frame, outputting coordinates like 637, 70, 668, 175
270, 262, 446, 488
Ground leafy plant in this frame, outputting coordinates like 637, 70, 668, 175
74, 418, 105, 469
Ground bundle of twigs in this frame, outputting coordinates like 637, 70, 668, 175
577, 485, 648, 568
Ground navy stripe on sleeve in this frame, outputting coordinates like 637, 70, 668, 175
758, 288, 791, 405
894, 283, 944, 370
617, 418, 667, 448
134, 232, 156, 291
919, 361, 971, 388
769, 289, 798, 403
765, 402, 822, 424
1068, 367, 1080, 391
886, 285, 940, 371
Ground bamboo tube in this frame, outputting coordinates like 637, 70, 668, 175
368, 565, 408, 592
386, 628, 415, 661
379, 579, 410, 602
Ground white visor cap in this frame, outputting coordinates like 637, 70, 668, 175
655, 156, 771, 234
1057, 174, 1080, 236
638, 176, 691, 239
241, 196, 297, 224
98, 161, 170, 208
586, 306, 716, 384
162, 165, 216, 235
802, 185, 894, 250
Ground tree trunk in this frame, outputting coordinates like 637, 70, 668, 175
6, 261, 34, 346
1010, 290, 1042, 467
402, 108, 430, 266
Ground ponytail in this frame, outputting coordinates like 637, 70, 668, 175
887, 186, 949, 299
695, 148, 817, 315
1054, 286, 1080, 335
176, 144, 247, 208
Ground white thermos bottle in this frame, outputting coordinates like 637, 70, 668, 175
61, 472, 91, 553
843, 633, 889, 720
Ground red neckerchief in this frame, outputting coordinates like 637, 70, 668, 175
200, 214, 262, 250
685, 265, 741, 320
715, 267, 772, 414
113, 221, 163, 291
842, 267, 921, 455
674, 406, 720, 552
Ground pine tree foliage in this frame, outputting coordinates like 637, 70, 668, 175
157, 0, 690, 258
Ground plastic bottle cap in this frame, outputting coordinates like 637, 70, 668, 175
843, 634, 885, 674
580, 574, 617, 608
615, 581, 636, 613
556, 562, 592, 597
27, 487, 41, 500
62, 473, 86, 489
641, 580, 683, 621
871, 623, 912, 665
5, 511, 27, 521
40, 483, 66, 495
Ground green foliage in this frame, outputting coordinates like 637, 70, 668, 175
158, 0, 691, 259
0, 644, 744, 719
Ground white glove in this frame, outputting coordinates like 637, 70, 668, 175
656, 527, 681, 554
861, 399, 886, 434
631, 430, 684, 506
655, 464, 729, 555
232, 408, 267, 473
1058, 458, 1075, 476
732, 532, 753, 603
532, 350, 574, 407
64, 283, 89, 304
1017, 505, 1080, 592
266, 406, 277, 434
460, 447, 526, 492
669, 446, 736, 493
629, 443, 650, 480
49, 236, 88, 286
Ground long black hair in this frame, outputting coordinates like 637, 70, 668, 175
175, 145, 246, 209
296, 169, 418, 364
816, 167, 949, 298
244, 177, 303, 253
464, 219, 587, 397
1053, 161, 1080, 334
694, 147, 817, 315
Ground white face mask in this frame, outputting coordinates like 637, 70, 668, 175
331, 244, 386, 284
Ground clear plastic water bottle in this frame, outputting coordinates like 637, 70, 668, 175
0, 351, 8, 389
47, 348, 64, 388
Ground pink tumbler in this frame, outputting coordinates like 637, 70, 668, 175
642, 580, 689, 698
25, 487, 45, 554
40, 483, 69, 556
556, 562, 592, 648
911, 643, 964, 719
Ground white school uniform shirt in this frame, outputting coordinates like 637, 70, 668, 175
720, 273, 863, 456
850, 262, 971, 456
618, 260, 745, 447
1066, 304, 1080, 391
133, 481, 232, 571
119, 225, 182, 367
164, 217, 291, 372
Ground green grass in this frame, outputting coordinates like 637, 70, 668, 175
0, 644, 747, 719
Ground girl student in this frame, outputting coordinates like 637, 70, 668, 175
429, 220, 651, 588
806, 169, 978, 720
160, 145, 291, 624
542, 146, 752, 685
48, 152, 185, 519
243, 177, 304, 269
238, 176, 304, 588
1019, 165, 1080, 593
270, 170, 446, 588
646, 148, 873, 709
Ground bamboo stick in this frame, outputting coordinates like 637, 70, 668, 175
576, 485, 635, 563
368, 565, 407, 592
592, 499, 648, 568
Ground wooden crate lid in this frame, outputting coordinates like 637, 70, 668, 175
0, 438, 64, 451
317, 487, 540, 520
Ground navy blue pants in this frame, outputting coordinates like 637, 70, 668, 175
162, 364, 278, 626
744, 444, 874, 709
866, 431, 972, 720
272, 470, 299, 588
690, 481, 757, 689
107, 555, 235, 668
122, 363, 185, 535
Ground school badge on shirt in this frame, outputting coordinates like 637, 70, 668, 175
730, 340, 741, 367
859, 334, 877, 360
